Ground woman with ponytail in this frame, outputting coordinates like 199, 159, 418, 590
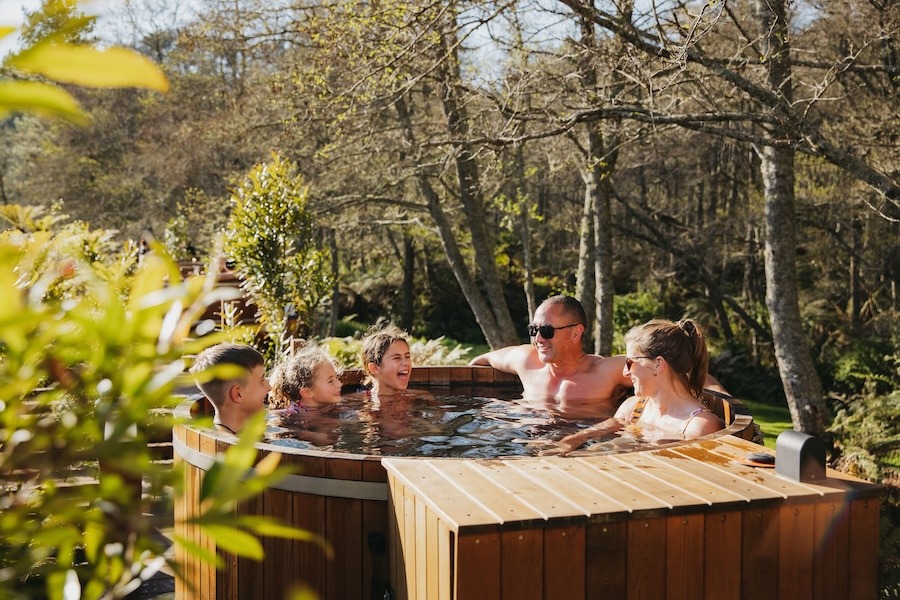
545, 318, 724, 454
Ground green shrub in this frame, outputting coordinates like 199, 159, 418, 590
830, 390, 900, 596
0, 221, 315, 599
224, 153, 335, 357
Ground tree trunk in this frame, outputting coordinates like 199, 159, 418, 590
516, 142, 537, 320
757, 0, 829, 439
393, 94, 512, 349
327, 227, 338, 337
401, 234, 415, 332
575, 179, 595, 344
435, 25, 518, 347
593, 164, 615, 356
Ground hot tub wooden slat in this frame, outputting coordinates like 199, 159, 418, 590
586, 521, 627, 598
555, 458, 670, 514
503, 459, 633, 516
501, 528, 543, 599
778, 503, 816, 599
472, 460, 594, 520
237, 494, 265, 598
325, 459, 364, 600
741, 506, 779, 598
626, 517, 666, 598
456, 531, 501, 599
544, 525, 585, 598
848, 498, 880, 600
295, 491, 327, 596
815, 500, 851, 599
382, 436, 882, 599
630, 449, 772, 504
667, 513, 705, 598
435, 461, 551, 524
703, 511, 742, 600
689, 437, 862, 500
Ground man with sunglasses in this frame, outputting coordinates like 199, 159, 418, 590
469, 295, 632, 416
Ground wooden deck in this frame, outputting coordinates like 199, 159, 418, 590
383, 435, 882, 600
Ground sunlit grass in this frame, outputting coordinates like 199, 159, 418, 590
739, 398, 794, 448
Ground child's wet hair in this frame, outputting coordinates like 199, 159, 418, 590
269, 344, 341, 409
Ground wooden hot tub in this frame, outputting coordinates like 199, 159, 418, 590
173, 365, 759, 599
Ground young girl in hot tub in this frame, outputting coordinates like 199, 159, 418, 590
544, 318, 724, 455
359, 322, 431, 398
268, 343, 346, 447
269, 343, 344, 410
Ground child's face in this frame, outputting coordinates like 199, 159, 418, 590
239, 364, 271, 416
368, 340, 412, 393
301, 361, 343, 407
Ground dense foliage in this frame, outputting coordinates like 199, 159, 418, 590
0, 211, 320, 598
223, 152, 335, 355
2, 0, 897, 593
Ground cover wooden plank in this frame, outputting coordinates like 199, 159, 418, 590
665, 513, 704, 599
703, 437, 869, 501
415, 498, 428, 599
438, 521, 452, 600
847, 498, 879, 600
740, 506, 779, 599
456, 531, 501, 600
814, 500, 850, 600
403, 486, 417, 599
544, 524, 585, 600
703, 511, 741, 600
455, 459, 590, 520
617, 448, 760, 506
506, 458, 636, 516
650, 446, 788, 503
555, 458, 672, 515
500, 528, 543, 600
425, 507, 441, 600
777, 503, 815, 599
586, 521, 626, 599
603, 453, 721, 510
626, 517, 666, 598
325, 459, 363, 600
381, 459, 506, 529
386, 475, 406, 600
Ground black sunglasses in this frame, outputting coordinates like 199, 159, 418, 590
527, 323, 579, 339
624, 355, 653, 369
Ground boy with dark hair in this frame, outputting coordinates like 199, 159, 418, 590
190, 343, 271, 434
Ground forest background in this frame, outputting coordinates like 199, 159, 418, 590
1, 0, 898, 585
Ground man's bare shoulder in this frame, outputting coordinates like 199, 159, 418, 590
582, 354, 627, 373
470, 344, 538, 373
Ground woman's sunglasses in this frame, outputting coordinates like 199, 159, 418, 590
624, 356, 653, 369
527, 323, 579, 339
